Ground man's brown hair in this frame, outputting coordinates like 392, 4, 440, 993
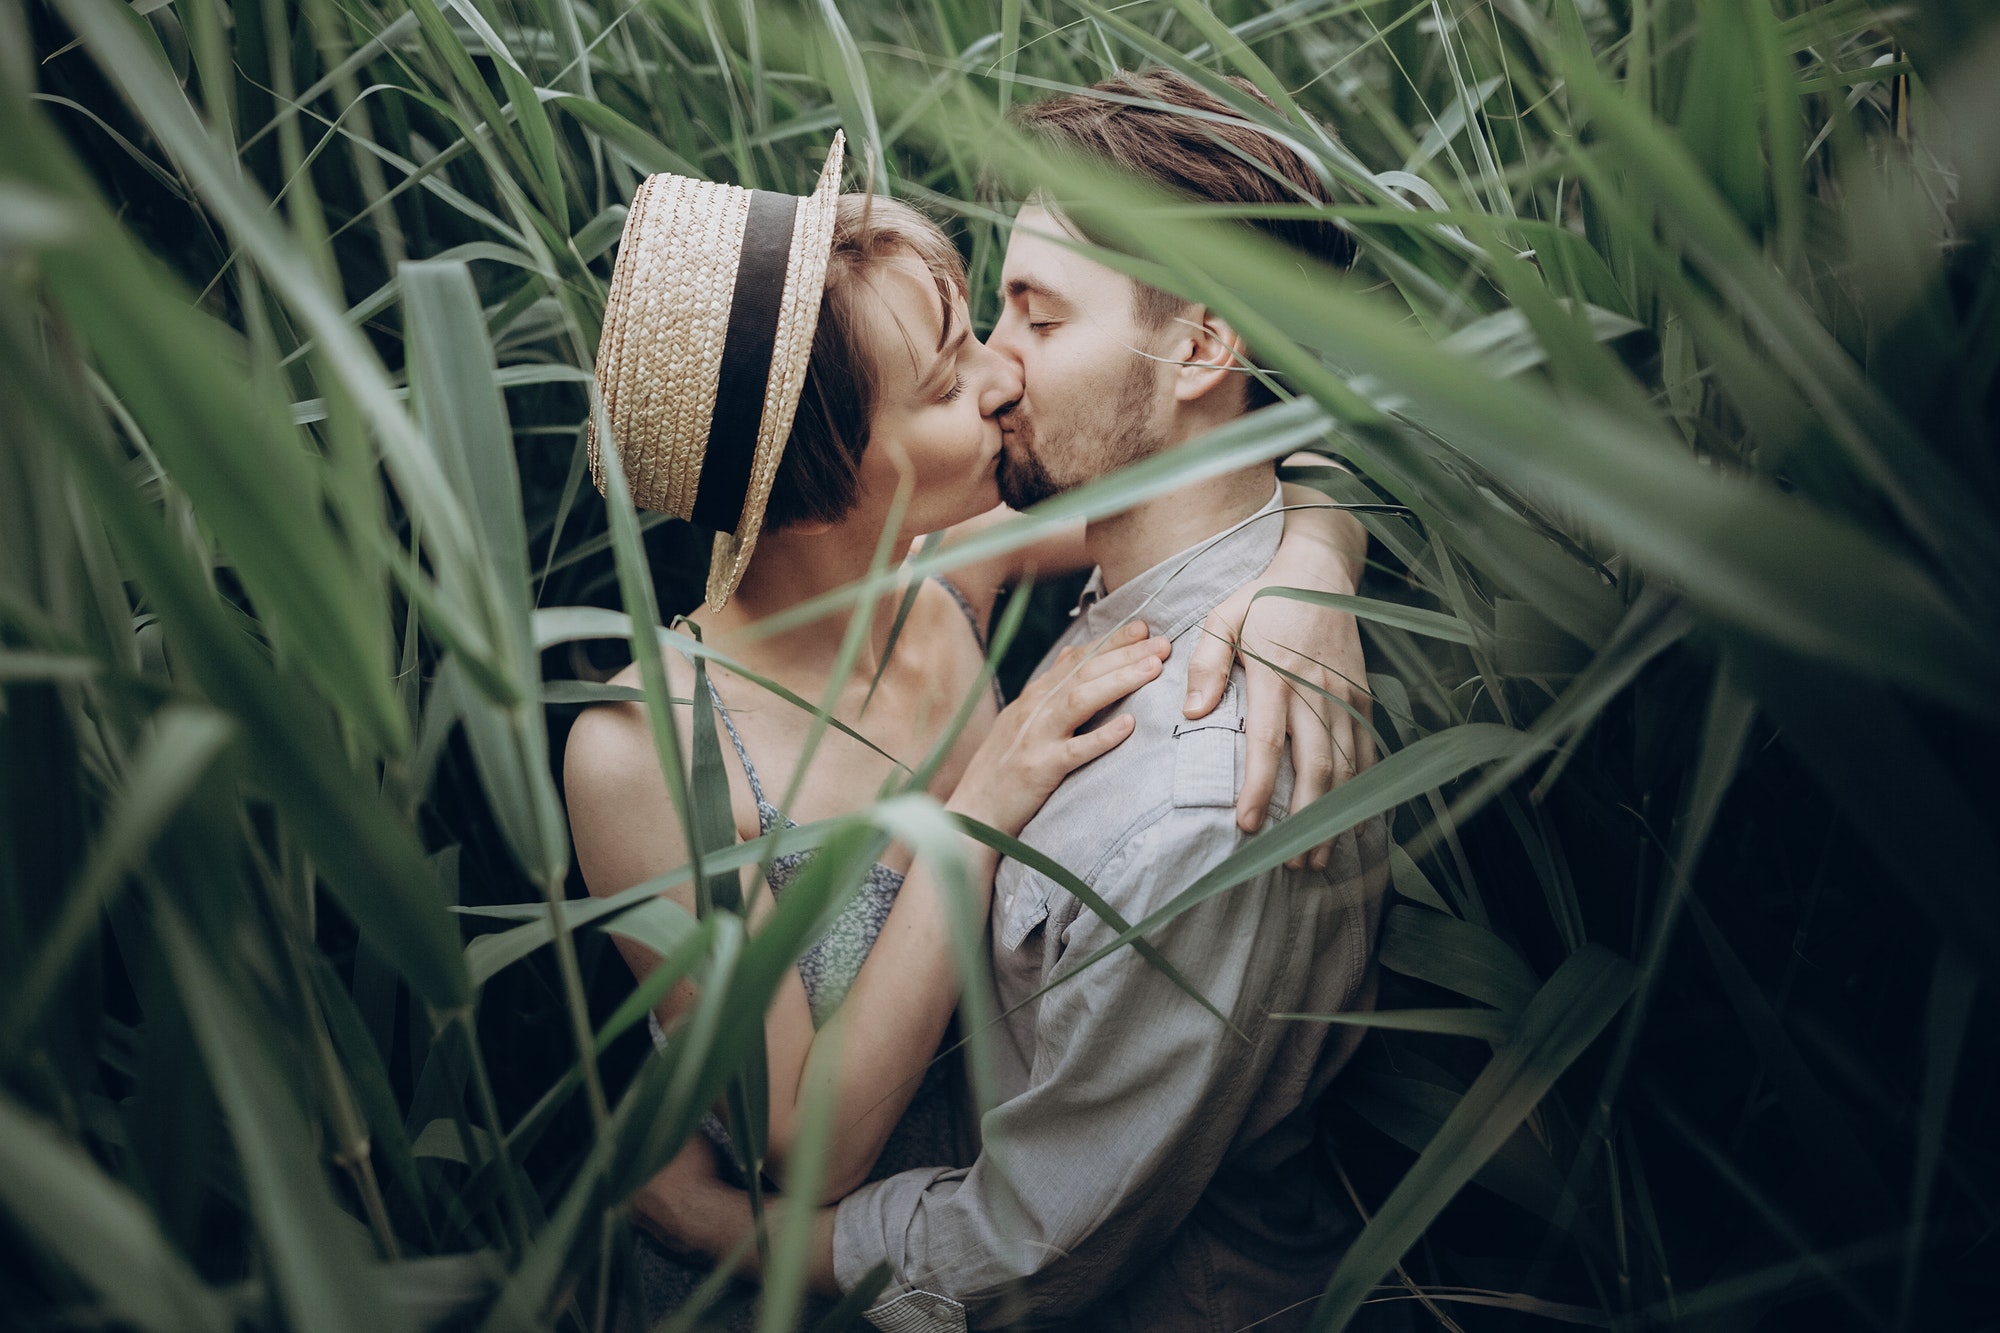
1012, 69, 1355, 411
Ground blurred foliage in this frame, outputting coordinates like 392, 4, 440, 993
2, 0, 1997, 1328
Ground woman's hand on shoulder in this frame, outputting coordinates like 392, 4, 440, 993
948, 619, 1169, 838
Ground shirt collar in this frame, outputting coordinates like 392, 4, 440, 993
1070, 483, 1286, 645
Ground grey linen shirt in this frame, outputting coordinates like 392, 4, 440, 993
833, 486, 1390, 1332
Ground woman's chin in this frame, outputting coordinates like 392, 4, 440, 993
937, 472, 1002, 526
969, 471, 1004, 513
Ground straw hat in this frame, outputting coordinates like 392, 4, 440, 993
590, 133, 846, 608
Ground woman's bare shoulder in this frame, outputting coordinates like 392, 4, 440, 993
563, 659, 699, 898
562, 658, 685, 809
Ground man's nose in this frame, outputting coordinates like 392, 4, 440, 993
976, 340, 1024, 417
984, 307, 1028, 367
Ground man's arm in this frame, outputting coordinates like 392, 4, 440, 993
629, 1140, 843, 1294
1185, 473, 1374, 864
831, 806, 1374, 1327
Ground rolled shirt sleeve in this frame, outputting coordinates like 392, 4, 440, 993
833, 803, 1367, 1329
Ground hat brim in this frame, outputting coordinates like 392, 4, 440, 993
588, 133, 847, 610
704, 133, 845, 608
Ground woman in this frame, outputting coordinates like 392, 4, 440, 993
563, 136, 1368, 1325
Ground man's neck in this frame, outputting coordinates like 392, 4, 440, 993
1086, 464, 1277, 593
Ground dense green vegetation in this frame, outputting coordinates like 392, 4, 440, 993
3, 0, 1996, 1327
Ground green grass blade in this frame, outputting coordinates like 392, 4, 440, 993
0, 1091, 230, 1333
1309, 943, 1637, 1330
1379, 902, 1540, 1013
155, 897, 414, 1333
1251, 586, 1476, 644
1901, 953, 1978, 1324
36, 350, 469, 1011
1339, 1068, 1570, 1224
756, 1024, 840, 1333
1273, 1006, 1514, 1041
403, 259, 569, 884
5, 703, 233, 1053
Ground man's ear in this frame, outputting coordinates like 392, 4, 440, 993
1171, 306, 1251, 408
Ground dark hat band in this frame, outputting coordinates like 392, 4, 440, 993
690, 188, 802, 534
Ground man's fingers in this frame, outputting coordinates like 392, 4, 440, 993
1354, 707, 1379, 772
1184, 607, 1238, 719
1330, 710, 1358, 786
1284, 688, 1338, 869
1236, 659, 1285, 835
1305, 709, 1361, 870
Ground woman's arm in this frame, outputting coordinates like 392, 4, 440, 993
564, 666, 729, 1025
564, 638, 1153, 1204
921, 504, 1090, 630
760, 623, 1172, 1200
565, 663, 953, 1195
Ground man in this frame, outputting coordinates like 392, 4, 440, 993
644, 69, 1390, 1331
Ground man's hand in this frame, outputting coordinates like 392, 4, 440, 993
630, 1137, 738, 1261
627, 1135, 843, 1296
1184, 497, 1374, 870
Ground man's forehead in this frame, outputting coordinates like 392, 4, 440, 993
1016, 197, 1085, 239
1003, 203, 1124, 299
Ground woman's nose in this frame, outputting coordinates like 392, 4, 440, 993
974, 338, 1023, 416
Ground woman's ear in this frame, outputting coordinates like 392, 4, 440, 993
1172, 306, 1251, 408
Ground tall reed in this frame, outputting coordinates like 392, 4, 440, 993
3, 0, 1995, 1328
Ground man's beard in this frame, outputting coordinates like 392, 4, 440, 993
995, 360, 1160, 511
995, 421, 1062, 509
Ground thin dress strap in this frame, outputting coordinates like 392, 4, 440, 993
930, 576, 987, 649
701, 672, 770, 811
931, 577, 1005, 707
696, 583, 991, 820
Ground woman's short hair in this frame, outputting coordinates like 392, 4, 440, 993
762, 194, 966, 529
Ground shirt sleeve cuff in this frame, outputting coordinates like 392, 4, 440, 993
857, 1290, 969, 1333
833, 1175, 972, 1332
831, 1180, 888, 1296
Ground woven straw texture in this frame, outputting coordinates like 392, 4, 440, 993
589, 132, 845, 608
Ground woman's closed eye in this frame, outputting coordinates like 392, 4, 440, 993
939, 373, 967, 403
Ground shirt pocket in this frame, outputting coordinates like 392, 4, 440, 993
1172, 679, 1247, 810
996, 871, 1053, 952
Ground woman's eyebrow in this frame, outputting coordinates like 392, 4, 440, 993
924, 291, 970, 387
935, 288, 967, 354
